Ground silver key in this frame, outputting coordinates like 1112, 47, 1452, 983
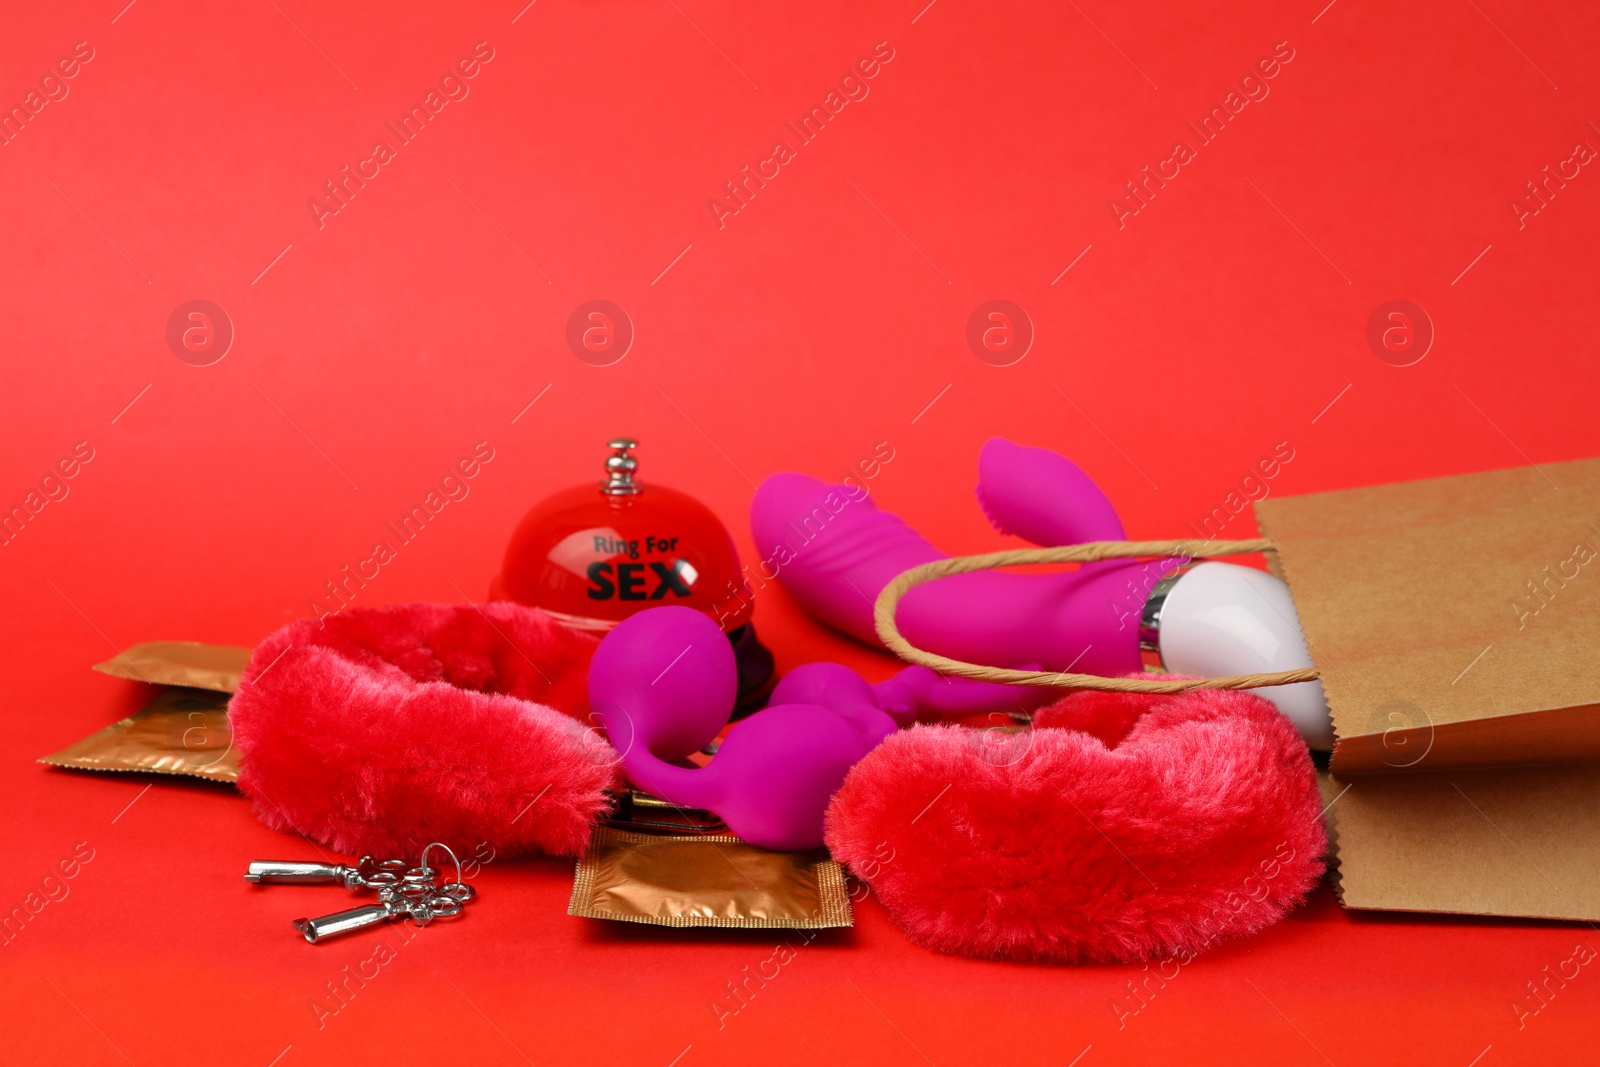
291, 892, 463, 943
244, 856, 407, 889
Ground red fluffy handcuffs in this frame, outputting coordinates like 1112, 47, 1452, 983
230, 602, 1325, 964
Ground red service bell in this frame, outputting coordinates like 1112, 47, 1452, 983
491, 438, 775, 710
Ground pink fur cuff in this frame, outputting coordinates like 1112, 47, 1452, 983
229, 602, 619, 860
825, 685, 1327, 964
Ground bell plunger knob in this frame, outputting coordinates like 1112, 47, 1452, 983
603, 437, 641, 495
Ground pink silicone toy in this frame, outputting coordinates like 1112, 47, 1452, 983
749, 437, 1176, 678
588, 605, 1033, 850
749, 436, 1336, 749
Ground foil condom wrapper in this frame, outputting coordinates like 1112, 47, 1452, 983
568, 827, 853, 929
39, 687, 239, 782
92, 640, 252, 693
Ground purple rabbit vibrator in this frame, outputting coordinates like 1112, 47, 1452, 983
749, 437, 1334, 749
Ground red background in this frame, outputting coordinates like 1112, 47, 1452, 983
3, 0, 1598, 1063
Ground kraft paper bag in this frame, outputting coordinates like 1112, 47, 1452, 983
1320, 766, 1600, 921
1257, 456, 1600, 777
1259, 457, 1600, 920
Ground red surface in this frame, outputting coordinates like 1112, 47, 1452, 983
3, 0, 1598, 1063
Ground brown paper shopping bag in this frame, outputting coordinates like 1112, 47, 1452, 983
1255, 456, 1600, 776
1258, 457, 1600, 920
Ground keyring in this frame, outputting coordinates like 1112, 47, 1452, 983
419, 842, 466, 891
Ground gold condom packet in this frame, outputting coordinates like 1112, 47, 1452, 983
39, 688, 240, 782
569, 827, 852, 929
92, 640, 253, 693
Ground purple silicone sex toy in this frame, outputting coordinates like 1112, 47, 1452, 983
588, 606, 1033, 850
750, 437, 1334, 749
750, 437, 1165, 677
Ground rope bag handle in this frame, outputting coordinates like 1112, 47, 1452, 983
871, 539, 1320, 694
